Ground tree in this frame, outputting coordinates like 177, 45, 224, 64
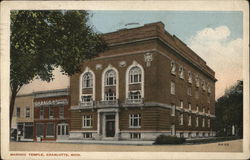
215, 80, 243, 137
10, 11, 107, 126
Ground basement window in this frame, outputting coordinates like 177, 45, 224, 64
130, 133, 141, 139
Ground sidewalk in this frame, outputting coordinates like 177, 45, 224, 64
55, 139, 154, 145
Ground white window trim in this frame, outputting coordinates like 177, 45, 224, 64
170, 81, 175, 95
128, 90, 142, 100
188, 71, 192, 83
202, 118, 205, 128
79, 67, 96, 102
180, 114, 184, 125
179, 66, 184, 79
81, 94, 93, 102
129, 114, 141, 128
188, 103, 192, 110
82, 72, 93, 89
208, 119, 210, 128
188, 115, 192, 126
82, 115, 92, 128
171, 104, 175, 116
128, 66, 142, 84
180, 100, 183, 108
196, 117, 199, 127
25, 107, 30, 118
171, 60, 176, 75
102, 65, 119, 100
125, 61, 144, 99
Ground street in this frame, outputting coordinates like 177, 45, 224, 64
10, 139, 242, 152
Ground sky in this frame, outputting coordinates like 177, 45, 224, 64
18, 11, 243, 99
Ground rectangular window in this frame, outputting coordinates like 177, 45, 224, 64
25, 107, 30, 118
171, 124, 175, 135
188, 115, 192, 126
105, 92, 116, 101
203, 107, 205, 113
180, 100, 183, 108
129, 114, 141, 128
171, 104, 175, 116
179, 114, 184, 125
170, 81, 175, 95
81, 95, 92, 102
208, 109, 210, 114
46, 123, 55, 137
82, 115, 92, 128
208, 119, 210, 128
128, 91, 141, 100
188, 71, 192, 83
187, 87, 192, 96
16, 107, 20, 117
49, 107, 54, 119
130, 133, 141, 139
40, 107, 44, 119
171, 61, 176, 75
36, 123, 44, 137
196, 117, 199, 127
202, 118, 205, 128
59, 107, 64, 119
179, 66, 184, 79
188, 103, 192, 110
83, 133, 92, 138
196, 105, 199, 112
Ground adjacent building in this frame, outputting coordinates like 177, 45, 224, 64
33, 89, 70, 141
12, 93, 34, 141
69, 22, 217, 141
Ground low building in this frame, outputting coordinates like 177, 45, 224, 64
12, 93, 34, 141
69, 22, 216, 141
33, 89, 70, 141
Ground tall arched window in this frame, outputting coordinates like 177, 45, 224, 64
82, 72, 93, 88
129, 66, 142, 84
105, 70, 116, 86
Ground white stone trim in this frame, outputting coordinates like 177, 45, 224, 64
101, 64, 119, 100
125, 61, 144, 99
79, 67, 96, 101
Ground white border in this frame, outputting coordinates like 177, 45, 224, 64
0, 1, 249, 160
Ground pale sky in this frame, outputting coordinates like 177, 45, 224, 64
18, 11, 243, 99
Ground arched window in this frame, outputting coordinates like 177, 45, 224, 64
82, 72, 93, 88
105, 69, 116, 86
129, 66, 142, 83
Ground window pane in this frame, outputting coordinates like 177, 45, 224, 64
46, 123, 55, 137
36, 124, 44, 137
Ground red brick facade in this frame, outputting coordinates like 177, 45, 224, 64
33, 89, 71, 141
69, 22, 216, 140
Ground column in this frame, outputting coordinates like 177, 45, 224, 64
115, 111, 120, 140
97, 111, 101, 139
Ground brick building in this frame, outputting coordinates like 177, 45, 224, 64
69, 22, 216, 140
33, 89, 70, 141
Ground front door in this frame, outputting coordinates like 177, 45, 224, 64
106, 121, 115, 137
57, 123, 69, 139
105, 115, 115, 137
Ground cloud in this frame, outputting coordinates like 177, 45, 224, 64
188, 26, 243, 99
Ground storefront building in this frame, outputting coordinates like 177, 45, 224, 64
12, 93, 34, 141
33, 89, 70, 141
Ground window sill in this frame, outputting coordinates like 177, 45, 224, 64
105, 85, 116, 87
129, 82, 142, 85
129, 126, 141, 129
82, 87, 93, 89
82, 127, 93, 129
